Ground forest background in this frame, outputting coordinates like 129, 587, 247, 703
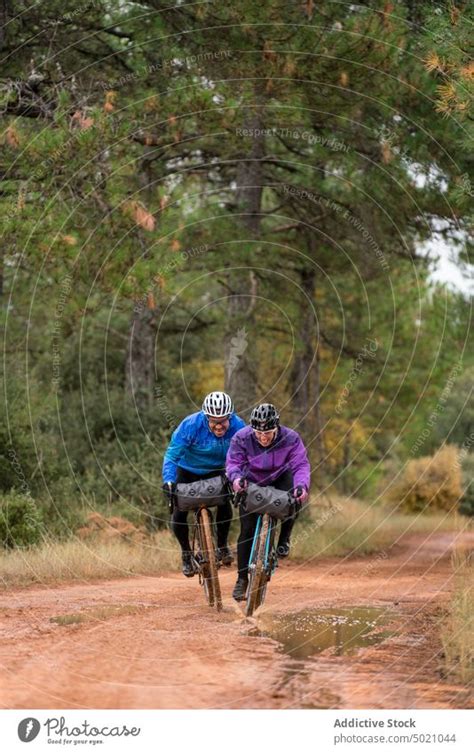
0, 0, 473, 545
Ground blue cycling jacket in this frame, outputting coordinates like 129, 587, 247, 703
162, 411, 246, 482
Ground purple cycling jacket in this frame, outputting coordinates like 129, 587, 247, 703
226, 425, 310, 489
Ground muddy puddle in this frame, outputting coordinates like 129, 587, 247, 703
254, 606, 397, 659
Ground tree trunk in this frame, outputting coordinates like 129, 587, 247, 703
224, 103, 266, 414
342, 427, 352, 496
289, 259, 326, 481
125, 295, 156, 410
124, 153, 158, 409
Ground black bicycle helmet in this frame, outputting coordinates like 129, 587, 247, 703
250, 403, 280, 431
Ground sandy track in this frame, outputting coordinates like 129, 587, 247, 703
1, 531, 472, 709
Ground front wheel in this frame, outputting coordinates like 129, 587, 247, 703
199, 508, 223, 612
245, 515, 270, 617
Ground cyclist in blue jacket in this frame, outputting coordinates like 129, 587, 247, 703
162, 391, 245, 577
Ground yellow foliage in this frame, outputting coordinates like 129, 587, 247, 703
460, 62, 474, 80
187, 360, 225, 401
104, 90, 117, 113
391, 445, 462, 513
437, 82, 457, 102
424, 52, 444, 73
144, 95, 159, 112
324, 417, 370, 471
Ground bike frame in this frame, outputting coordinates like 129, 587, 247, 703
248, 513, 278, 576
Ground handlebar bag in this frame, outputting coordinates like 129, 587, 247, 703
242, 482, 293, 521
175, 476, 228, 512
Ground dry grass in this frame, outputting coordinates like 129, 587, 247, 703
0, 530, 180, 589
0, 496, 467, 589
291, 495, 466, 561
441, 550, 474, 686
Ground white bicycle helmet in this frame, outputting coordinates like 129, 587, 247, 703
202, 391, 233, 418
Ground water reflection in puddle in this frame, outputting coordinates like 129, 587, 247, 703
254, 607, 396, 659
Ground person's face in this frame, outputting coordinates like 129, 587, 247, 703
207, 416, 230, 437
253, 427, 277, 447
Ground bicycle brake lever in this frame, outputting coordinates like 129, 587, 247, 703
233, 489, 247, 508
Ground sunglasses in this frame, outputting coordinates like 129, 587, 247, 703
207, 416, 230, 426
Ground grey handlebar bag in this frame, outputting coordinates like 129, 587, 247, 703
175, 476, 228, 512
242, 482, 293, 521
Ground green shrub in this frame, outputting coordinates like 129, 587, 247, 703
38, 478, 89, 539
459, 452, 474, 516
0, 491, 44, 548
390, 445, 462, 514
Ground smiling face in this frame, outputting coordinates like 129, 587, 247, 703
207, 416, 230, 437
253, 428, 278, 447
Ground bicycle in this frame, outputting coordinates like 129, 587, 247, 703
235, 483, 294, 617
245, 511, 278, 617
170, 477, 230, 612
191, 505, 223, 612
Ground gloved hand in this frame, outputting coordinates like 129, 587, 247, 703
291, 485, 308, 513
162, 481, 177, 512
232, 478, 248, 494
232, 478, 248, 507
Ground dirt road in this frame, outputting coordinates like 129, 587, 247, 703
1, 531, 472, 709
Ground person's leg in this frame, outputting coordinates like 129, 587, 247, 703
215, 499, 233, 548
278, 516, 296, 551
171, 466, 196, 553
236, 508, 258, 580
271, 470, 297, 552
171, 507, 191, 552
232, 507, 258, 600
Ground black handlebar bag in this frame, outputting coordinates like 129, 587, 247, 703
175, 476, 228, 512
241, 483, 293, 521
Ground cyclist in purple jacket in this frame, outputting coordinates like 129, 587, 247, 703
226, 403, 310, 601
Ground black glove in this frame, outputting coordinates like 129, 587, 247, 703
162, 481, 176, 512
291, 485, 307, 514
232, 478, 248, 508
